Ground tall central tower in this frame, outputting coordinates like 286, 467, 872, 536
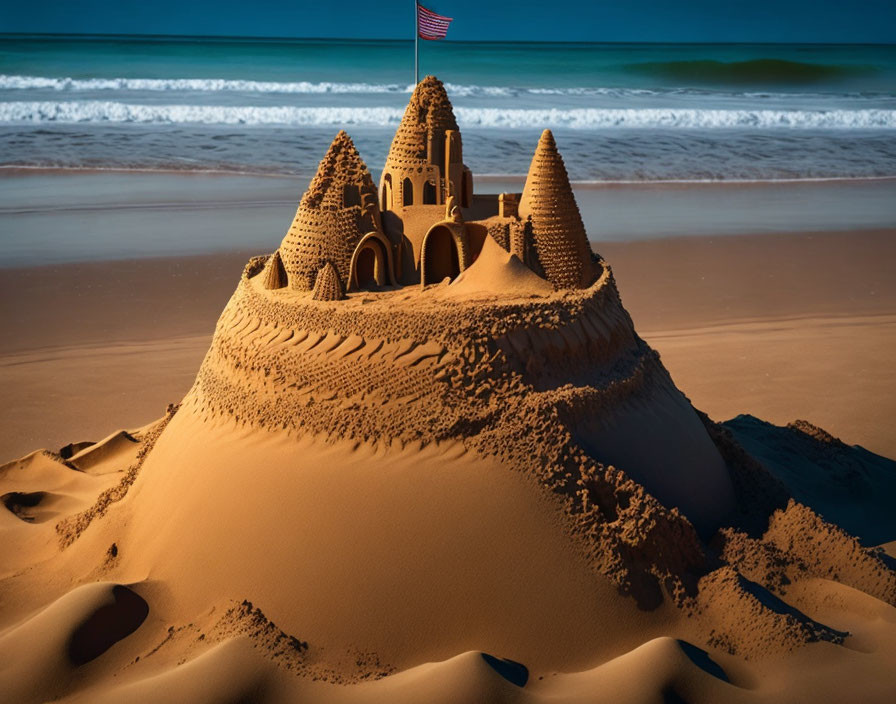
381, 75, 471, 210
380, 76, 473, 282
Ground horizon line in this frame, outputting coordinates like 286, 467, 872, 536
2, 31, 894, 47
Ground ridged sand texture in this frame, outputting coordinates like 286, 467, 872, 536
384, 75, 458, 171
279, 131, 379, 291
311, 261, 345, 301
519, 130, 594, 290
172, 254, 896, 658
262, 250, 288, 290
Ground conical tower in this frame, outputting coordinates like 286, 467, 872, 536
279, 131, 381, 291
519, 130, 594, 290
380, 76, 471, 212
261, 250, 287, 290
311, 261, 345, 301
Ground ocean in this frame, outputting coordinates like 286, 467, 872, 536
1, 35, 895, 182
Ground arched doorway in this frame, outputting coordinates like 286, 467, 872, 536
421, 225, 461, 285
350, 233, 395, 290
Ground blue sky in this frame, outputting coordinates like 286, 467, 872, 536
2, 0, 894, 43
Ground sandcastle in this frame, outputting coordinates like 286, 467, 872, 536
275, 75, 596, 293
14, 78, 890, 699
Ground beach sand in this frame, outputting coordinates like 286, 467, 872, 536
2, 228, 893, 461
1, 151, 895, 703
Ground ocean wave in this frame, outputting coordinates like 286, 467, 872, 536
1, 101, 895, 130
0, 74, 671, 98
2, 74, 871, 100
0, 74, 415, 95
624, 58, 876, 85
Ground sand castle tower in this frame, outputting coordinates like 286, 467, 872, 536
380, 76, 474, 282
519, 130, 594, 289
279, 130, 394, 291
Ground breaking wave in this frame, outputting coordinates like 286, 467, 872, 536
0, 74, 419, 95
0, 74, 870, 100
0, 74, 691, 98
1, 100, 894, 130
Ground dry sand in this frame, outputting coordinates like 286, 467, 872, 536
1, 225, 894, 703
1, 229, 893, 460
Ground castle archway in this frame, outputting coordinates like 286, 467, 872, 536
421, 225, 462, 285
350, 232, 396, 290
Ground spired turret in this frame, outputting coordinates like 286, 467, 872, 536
519, 130, 594, 290
261, 250, 287, 290
380, 75, 472, 211
311, 261, 345, 301
279, 130, 382, 291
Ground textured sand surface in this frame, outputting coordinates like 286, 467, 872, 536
2, 227, 894, 701
1, 230, 893, 460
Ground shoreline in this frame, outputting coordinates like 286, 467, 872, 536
2, 169, 894, 268
5, 164, 896, 186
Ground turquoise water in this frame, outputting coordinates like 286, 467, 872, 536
1, 35, 895, 180
4, 36, 896, 90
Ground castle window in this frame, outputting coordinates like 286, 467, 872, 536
402, 178, 414, 206
382, 173, 392, 210
423, 180, 437, 205
343, 184, 361, 208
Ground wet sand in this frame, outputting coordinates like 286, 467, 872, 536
2, 169, 894, 266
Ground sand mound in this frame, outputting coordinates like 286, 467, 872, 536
66, 430, 139, 474
443, 235, 553, 299
2, 253, 894, 700
724, 414, 896, 544
0, 582, 147, 704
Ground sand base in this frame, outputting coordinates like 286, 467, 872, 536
2, 229, 893, 460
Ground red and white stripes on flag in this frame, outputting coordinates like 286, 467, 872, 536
417, 4, 453, 40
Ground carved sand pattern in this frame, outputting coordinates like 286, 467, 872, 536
384, 75, 459, 174
170, 249, 896, 658
519, 130, 594, 290
262, 250, 287, 290
279, 131, 380, 291
311, 261, 345, 301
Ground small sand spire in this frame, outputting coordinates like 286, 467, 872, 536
311, 261, 345, 301
262, 250, 288, 290
279, 130, 380, 291
519, 130, 593, 290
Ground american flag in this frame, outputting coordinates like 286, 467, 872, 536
417, 4, 453, 40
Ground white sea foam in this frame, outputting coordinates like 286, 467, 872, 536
0, 74, 414, 95
0, 74, 844, 100
0, 100, 896, 129
1, 100, 894, 130
0, 74, 657, 97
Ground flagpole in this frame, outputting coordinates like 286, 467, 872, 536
413, 1, 419, 86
